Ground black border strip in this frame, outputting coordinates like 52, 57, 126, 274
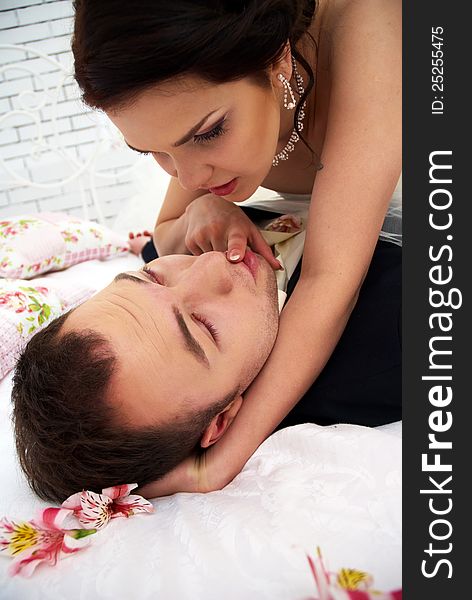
403, 1, 469, 595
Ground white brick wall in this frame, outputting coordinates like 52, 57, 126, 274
0, 0, 147, 227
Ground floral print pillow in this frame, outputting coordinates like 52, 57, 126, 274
0, 277, 94, 379
0, 213, 129, 280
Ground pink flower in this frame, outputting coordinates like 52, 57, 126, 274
0, 507, 96, 577
62, 483, 154, 531
0, 291, 27, 312
265, 214, 302, 233
306, 547, 402, 600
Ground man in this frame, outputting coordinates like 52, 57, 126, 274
12, 209, 401, 505
12, 245, 280, 504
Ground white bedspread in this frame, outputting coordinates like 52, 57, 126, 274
0, 254, 401, 599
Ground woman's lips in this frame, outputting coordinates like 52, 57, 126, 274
208, 177, 238, 196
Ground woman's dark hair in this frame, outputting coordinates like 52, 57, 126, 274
72, 0, 317, 157
11, 312, 239, 503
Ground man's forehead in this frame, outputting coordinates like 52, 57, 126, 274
111, 273, 212, 369
66, 274, 212, 371
64, 284, 143, 328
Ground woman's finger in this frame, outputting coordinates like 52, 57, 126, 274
249, 228, 283, 270
226, 228, 249, 262
193, 234, 214, 254
185, 236, 203, 256
210, 235, 229, 253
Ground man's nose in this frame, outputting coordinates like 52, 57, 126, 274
180, 252, 234, 295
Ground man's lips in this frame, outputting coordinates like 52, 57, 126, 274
208, 178, 238, 196
241, 248, 258, 282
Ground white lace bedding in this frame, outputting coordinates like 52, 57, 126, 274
0, 255, 401, 599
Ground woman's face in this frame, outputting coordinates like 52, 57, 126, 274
106, 75, 282, 201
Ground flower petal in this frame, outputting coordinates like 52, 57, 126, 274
62, 529, 96, 553
78, 490, 112, 530
5, 527, 95, 577
101, 483, 138, 500
109, 509, 130, 520
0, 519, 39, 557
113, 494, 154, 516
33, 508, 74, 531
61, 491, 83, 512
8, 549, 50, 578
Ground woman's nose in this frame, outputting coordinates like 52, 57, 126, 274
152, 153, 177, 178
153, 155, 213, 191
175, 162, 213, 192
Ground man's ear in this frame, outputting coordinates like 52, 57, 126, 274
199, 395, 243, 448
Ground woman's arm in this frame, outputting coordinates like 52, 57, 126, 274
211, 0, 402, 482
138, 0, 401, 497
153, 176, 209, 255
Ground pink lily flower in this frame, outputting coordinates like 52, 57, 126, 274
306, 547, 402, 600
62, 483, 154, 530
0, 507, 96, 577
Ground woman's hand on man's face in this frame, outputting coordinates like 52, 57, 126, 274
184, 193, 282, 270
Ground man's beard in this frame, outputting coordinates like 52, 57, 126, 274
238, 267, 280, 393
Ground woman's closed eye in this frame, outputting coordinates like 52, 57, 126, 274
193, 120, 228, 145
128, 119, 228, 156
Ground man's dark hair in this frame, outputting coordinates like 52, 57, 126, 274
11, 312, 238, 504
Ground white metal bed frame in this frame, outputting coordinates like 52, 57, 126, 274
0, 43, 140, 225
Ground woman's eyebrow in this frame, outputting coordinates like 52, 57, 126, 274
172, 109, 220, 147
124, 108, 221, 153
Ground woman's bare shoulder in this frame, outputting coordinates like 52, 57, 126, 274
315, 0, 400, 43
304, 0, 400, 78
315, 0, 401, 83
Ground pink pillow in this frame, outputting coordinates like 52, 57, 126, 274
0, 213, 129, 279
0, 277, 95, 379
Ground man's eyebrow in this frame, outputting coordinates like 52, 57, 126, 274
113, 272, 210, 369
171, 305, 210, 369
124, 109, 220, 153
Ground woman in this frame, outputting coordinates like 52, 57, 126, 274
72, 0, 401, 495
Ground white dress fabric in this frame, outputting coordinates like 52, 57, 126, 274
238, 174, 402, 310
239, 173, 403, 248
378, 174, 402, 247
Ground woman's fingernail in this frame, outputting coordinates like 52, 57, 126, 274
229, 252, 240, 260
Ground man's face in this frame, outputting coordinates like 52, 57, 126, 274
64, 250, 279, 428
